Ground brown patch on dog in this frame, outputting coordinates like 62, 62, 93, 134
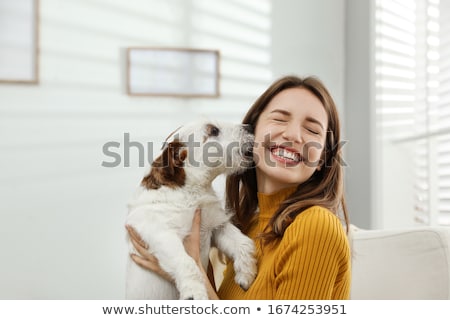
141, 140, 187, 190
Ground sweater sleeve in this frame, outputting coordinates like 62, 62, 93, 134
273, 206, 351, 300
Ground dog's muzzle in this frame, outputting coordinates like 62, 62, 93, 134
239, 126, 255, 166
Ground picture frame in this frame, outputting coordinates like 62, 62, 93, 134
0, 0, 39, 84
126, 47, 220, 98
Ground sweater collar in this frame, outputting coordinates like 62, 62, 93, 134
257, 186, 298, 220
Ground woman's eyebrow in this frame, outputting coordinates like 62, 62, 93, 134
270, 109, 291, 116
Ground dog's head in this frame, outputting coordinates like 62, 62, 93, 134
141, 120, 254, 190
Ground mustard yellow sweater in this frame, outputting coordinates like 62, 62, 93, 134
218, 187, 351, 300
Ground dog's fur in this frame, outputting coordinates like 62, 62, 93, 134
125, 120, 257, 299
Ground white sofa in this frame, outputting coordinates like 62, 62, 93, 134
349, 225, 450, 299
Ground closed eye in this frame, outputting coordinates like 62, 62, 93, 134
307, 128, 320, 135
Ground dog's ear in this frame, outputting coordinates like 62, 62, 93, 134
141, 140, 187, 190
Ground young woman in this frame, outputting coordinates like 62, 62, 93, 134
128, 75, 351, 300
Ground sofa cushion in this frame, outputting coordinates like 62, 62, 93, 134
349, 226, 450, 299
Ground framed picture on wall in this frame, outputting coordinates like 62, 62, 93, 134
0, 0, 39, 84
126, 47, 220, 98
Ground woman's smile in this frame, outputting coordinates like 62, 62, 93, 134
269, 145, 303, 165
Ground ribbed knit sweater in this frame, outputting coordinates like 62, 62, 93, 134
217, 187, 351, 299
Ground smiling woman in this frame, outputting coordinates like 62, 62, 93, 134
219, 75, 350, 299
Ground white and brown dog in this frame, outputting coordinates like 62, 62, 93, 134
125, 120, 257, 300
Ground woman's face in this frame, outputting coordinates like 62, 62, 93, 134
253, 87, 328, 194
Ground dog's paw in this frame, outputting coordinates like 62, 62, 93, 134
179, 281, 209, 300
234, 263, 257, 291
232, 241, 257, 291
179, 290, 208, 300
233, 253, 257, 291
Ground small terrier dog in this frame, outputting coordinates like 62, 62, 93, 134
125, 120, 257, 299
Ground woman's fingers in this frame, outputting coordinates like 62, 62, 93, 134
126, 225, 173, 281
129, 235, 154, 260
130, 253, 158, 271
126, 225, 148, 249
126, 225, 156, 262
131, 252, 172, 281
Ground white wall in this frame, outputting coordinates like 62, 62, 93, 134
0, 0, 345, 299
272, 0, 345, 109
380, 141, 416, 228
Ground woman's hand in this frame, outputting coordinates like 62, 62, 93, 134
125, 208, 203, 280
125, 224, 172, 282
183, 208, 202, 267
126, 209, 219, 299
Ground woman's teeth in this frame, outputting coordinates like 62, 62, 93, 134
271, 147, 301, 162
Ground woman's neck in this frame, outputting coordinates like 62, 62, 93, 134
256, 169, 299, 194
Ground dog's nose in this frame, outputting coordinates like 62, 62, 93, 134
241, 123, 254, 133
241, 141, 254, 158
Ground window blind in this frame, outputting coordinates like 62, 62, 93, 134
375, 0, 450, 226
436, 0, 450, 225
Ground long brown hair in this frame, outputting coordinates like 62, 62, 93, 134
226, 75, 349, 244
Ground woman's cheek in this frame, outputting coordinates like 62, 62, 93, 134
304, 142, 324, 167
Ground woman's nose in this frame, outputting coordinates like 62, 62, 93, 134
281, 122, 302, 143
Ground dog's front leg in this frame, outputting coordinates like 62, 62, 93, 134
213, 223, 257, 290
150, 230, 209, 300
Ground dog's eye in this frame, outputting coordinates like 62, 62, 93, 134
207, 124, 220, 137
